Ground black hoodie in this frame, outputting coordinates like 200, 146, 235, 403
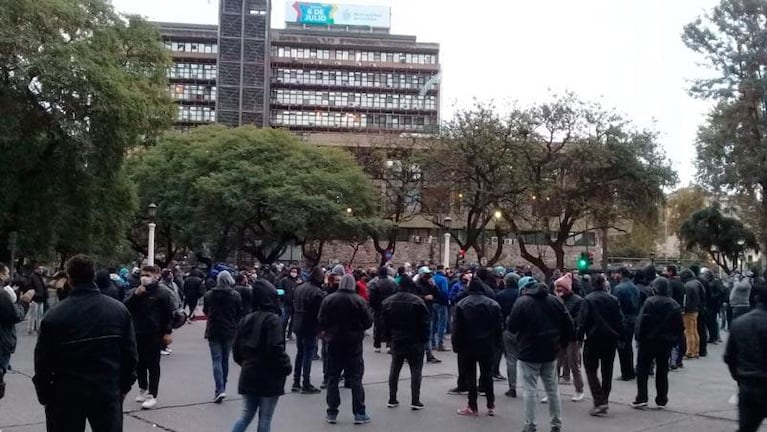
635, 278, 684, 343
292, 268, 326, 337
507, 282, 575, 363
680, 269, 702, 313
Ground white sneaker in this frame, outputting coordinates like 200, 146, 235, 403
571, 392, 585, 402
135, 389, 148, 403
214, 393, 226, 404
142, 395, 158, 409
541, 396, 548, 404
161, 349, 171, 356
374, 348, 382, 353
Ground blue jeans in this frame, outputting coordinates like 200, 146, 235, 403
294, 335, 317, 387
231, 395, 280, 432
431, 304, 448, 349
209, 338, 233, 395
520, 360, 562, 430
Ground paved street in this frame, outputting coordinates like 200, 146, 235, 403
0, 322, 758, 432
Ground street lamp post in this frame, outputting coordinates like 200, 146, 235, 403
443, 216, 452, 269
147, 203, 157, 267
7, 231, 17, 278
737, 239, 746, 272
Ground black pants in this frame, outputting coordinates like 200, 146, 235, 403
283, 304, 294, 338
492, 346, 503, 376
617, 320, 636, 379
373, 312, 384, 349
325, 343, 365, 416
583, 340, 616, 407
697, 309, 709, 356
457, 351, 494, 411
185, 295, 199, 316
635, 341, 672, 405
738, 383, 767, 432
707, 307, 721, 342
136, 334, 162, 397
388, 343, 424, 404
45, 396, 123, 432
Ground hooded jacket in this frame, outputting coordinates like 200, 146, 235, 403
95, 270, 121, 301
233, 280, 292, 397
634, 278, 684, 343
555, 274, 584, 325
292, 268, 326, 337
203, 271, 243, 341
507, 282, 575, 363
368, 268, 398, 314
577, 287, 624, 343
1, 287, 27, 360
680, 269, 702, 313
318, 275, 373, 350
452, 279, 503, 355
33, 283, 137, 404
381, 276, 430, 348
124, 280, 176, 337
613, 277, 641, 319
636, 265, 657, 307
724, 303, 767, 385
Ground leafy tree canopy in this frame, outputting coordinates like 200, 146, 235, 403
127, 126, 382, 265
0, 0, 174, 263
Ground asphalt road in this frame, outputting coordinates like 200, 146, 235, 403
0, 320, 758, 432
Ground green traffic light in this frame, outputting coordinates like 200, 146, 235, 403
577, 258, 589, 270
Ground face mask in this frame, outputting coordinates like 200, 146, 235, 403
290, 272, 298, 278
140, 276, 154, 286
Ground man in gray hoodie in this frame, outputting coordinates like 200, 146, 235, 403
318, 274, 373, 425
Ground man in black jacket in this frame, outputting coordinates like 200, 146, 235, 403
690, 265, 710, 357
292, 267, 326, 394
703, 270, 724, 344
631, 277, 684, 410
319, 274, 374, 424
277, 267, 300, 340
508, 282, 575, 432
415, 267, 441, 364
124, 265, 175, 410
34, 255, 138, 432
577, 274, 624, 417
369, 266, 398, 353
453, 278, 503, 416
203, 270, 243, 403
381, 275, 430, 410
680, 269, 702, 359
663, 265, 686, 369
497, 273, 523, 397
724, 281, 767, 432
182, 269, 205, 320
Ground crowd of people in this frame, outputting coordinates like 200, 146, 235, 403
1, 257, 766, 432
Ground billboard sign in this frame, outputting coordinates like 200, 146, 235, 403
286, 1, 391, 28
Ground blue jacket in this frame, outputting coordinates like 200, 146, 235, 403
449, 281, 467, 305
613, 278, 640, 319
432, 272, 449, 306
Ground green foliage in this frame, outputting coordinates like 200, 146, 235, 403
0, 0, 173, 263
679, 206, 758, 274
683, 0, 767, 253
127, 126, 382, 264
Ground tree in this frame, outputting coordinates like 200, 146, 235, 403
683, 0, 767, 259
127, 126, 381, 265
610, 217, 664, 259
0, 0, 174, 264
679, 206, 758, 274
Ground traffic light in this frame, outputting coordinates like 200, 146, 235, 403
588, 251, 594, 266
577, 252, 590, 271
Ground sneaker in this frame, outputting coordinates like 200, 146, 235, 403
301, 385, 321, 394
141, 395, 158, 410
427, 356, 442, 364
505, 389, 517, 398
326, 414, 337, 424
214, 393, 226, 404
571, 392, 585, 402
374, 347, 382, 353
456, 406, 478, 416
387, 347, 392, 354
540, 396, 548, 404
320, 382, 328, 389
589, 404, 609, 417
135, 389, 148, 403
655, 403, 667, 410
631, 400, 648, 409
313, 354, 321, 361
291, 383, 301, 392
448, 387, 468, 395
493, 374, 506, 381
478, 389, 487, 397
387, 400, 400, 408
411, 402, 425, 410
160, 349, 171, 356
354, 413, 371, 424
487, 407, 495, 416
558, 378, 571, 385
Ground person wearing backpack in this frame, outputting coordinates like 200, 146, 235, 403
231, 276, 291, 432
203, 270, 243, 404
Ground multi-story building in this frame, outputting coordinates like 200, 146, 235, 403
156, 22, 219, 131
154, 1, 440, 134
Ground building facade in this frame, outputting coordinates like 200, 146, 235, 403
154, 1, 440, 134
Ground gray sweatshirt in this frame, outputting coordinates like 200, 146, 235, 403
729, 278, 752, 307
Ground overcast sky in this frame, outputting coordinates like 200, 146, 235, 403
110, 0, 722, 185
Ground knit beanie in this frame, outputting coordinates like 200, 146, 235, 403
554, 273, 573, 295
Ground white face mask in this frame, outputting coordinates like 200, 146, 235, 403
140, 276, 155, 286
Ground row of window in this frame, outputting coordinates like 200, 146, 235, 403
272, 89, 437, 110
164, 40, 218, 54
169, 84, 217, 102
177, 105, 216, 122
272, 46, 437, 65
271, 110, 435, 130
168, 63, 217, 80
273, 68, 436, 90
